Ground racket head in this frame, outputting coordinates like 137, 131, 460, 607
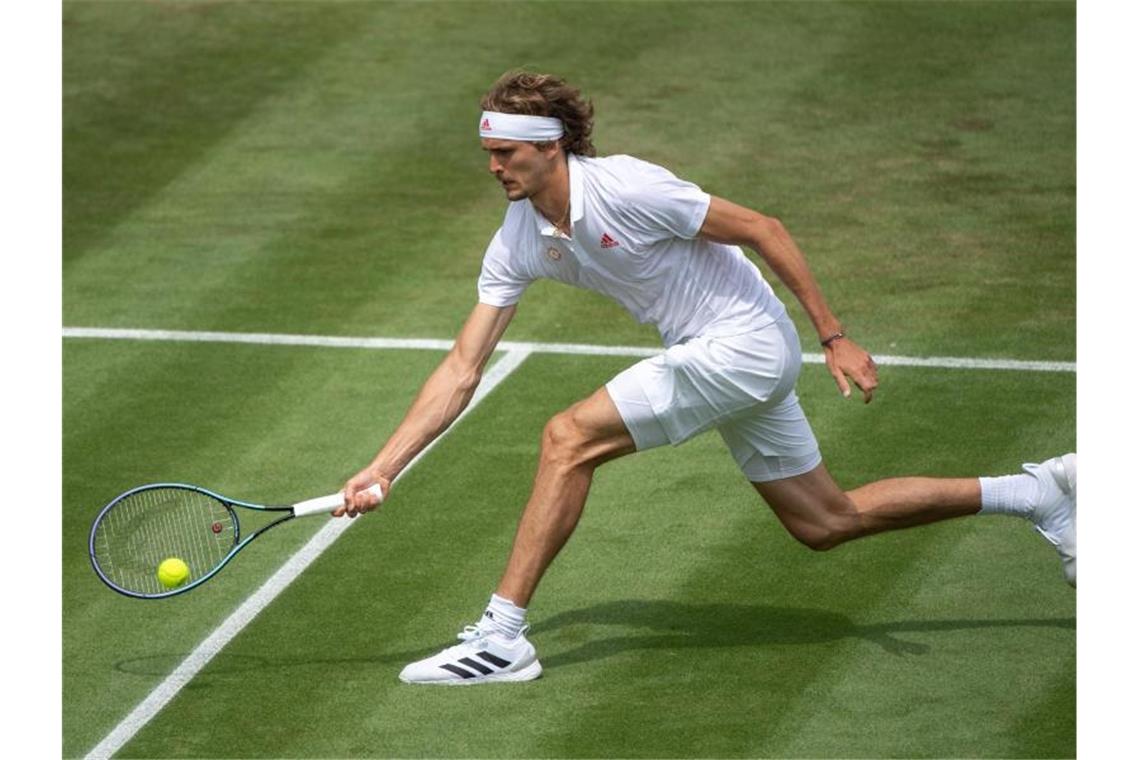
89, 483, 244, 599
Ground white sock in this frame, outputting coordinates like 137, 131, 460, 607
978, 473, 1040, 517
482, 593, 527, 638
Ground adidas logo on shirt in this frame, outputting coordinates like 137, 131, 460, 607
600, 233, 620, 249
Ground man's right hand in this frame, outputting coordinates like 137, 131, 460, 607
334, 468, 391, 518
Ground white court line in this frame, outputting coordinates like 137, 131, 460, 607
83, 347, 533, 760
63, 326, 1076, 373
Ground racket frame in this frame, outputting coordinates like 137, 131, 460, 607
88, 482, 297, 600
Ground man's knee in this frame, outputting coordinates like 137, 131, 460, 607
540, 409, 593, 470
788, 519, 848, 552
764, 492, 859, 552
540, 390, 637, 473
753, 467, 863, 552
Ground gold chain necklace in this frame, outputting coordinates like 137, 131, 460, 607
553, 199, 571, 232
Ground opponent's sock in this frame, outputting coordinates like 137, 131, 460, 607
978, 473, 1040, 517
482, 593, 527, 639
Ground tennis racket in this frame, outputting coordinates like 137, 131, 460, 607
88, 482, 384, 599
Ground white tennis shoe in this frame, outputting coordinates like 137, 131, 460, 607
399, 623, 542, 685
1026, 453, 1076, 587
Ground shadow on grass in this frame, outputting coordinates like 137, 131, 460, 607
113, 599, 1073, 677
536, 600, 1074, 669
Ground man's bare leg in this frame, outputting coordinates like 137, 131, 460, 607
754, 463, 982, 551
495, 386, 637, 607
755, 455, 1076, 588
396, 387, 635, 685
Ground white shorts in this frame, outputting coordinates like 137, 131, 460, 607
605, 314, 822, 482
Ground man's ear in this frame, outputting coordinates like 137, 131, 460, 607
537, 140, 563, 160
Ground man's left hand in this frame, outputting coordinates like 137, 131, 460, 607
824, 338, 878, 404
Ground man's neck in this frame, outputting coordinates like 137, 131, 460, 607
530, 156, 572, 235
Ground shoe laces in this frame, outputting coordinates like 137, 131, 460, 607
457, 623, 493, 644
456, 622, 529, 644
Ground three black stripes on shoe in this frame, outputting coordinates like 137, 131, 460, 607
438, 651, 513, 679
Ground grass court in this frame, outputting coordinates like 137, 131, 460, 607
64, 2, 1075, 757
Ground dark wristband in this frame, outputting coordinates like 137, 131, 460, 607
820, 331, 845, 347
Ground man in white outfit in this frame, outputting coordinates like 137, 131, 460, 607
336, 71, 1076, 685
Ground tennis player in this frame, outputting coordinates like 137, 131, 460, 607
337, 71, 1076, 685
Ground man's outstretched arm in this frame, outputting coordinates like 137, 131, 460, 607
698, 196, 878, 403
336, 302, 517, 516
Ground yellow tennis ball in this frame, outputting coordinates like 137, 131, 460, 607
157, 557, 190, 589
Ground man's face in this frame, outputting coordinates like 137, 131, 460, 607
482, 138, 559, 201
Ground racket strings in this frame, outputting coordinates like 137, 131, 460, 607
92, 488, 237, 596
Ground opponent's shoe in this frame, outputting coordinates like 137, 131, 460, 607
398, 623, 542, 685
1025, 453, 1076, 587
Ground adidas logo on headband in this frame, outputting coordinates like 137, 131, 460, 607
479, 111, 564, 141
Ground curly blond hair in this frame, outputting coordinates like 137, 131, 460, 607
480, 70, 596, 157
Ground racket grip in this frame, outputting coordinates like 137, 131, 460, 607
292, 483, 384, 518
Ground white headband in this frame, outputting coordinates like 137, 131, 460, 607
479, 111, 564, 142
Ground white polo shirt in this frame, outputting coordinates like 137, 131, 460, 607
477, 153, 786, 346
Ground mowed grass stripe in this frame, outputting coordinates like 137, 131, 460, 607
62, 342, 445, 757
1009, 668, 1078, 758
63, 1, 375, 260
